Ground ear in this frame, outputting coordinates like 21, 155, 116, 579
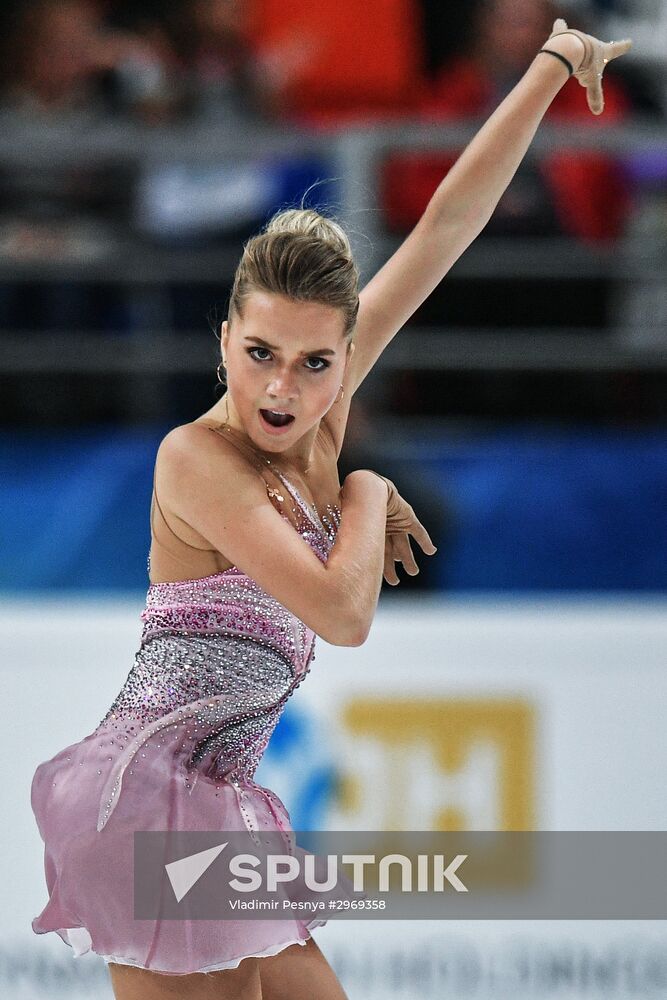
221, 320, 229, 360
346, 341, 355, 365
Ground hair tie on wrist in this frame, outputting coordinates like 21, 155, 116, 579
538, 48, 574, 76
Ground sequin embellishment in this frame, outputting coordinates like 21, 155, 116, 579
94, 473, 340, 833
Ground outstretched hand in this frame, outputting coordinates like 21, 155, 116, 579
546, 17, 632, 116
372, 473, 438, 586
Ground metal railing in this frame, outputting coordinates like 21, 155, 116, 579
0, 114, 665, 380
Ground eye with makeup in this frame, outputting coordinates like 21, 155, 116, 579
246, 346, 331, 371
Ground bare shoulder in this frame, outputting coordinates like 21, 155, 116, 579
157, 421, 260, 501
159, 420, 222, 457
159, 420, 242, 472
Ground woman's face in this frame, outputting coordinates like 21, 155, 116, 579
221, 290, 353, 453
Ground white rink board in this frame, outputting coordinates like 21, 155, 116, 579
2, 595, 666, 999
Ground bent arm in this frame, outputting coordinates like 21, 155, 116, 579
326, 470, 388, 644
159, 426, 388, 647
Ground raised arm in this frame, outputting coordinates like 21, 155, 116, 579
157, 425, 388, 646
323, 20, 631, 456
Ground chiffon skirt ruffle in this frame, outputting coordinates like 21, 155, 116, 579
31, 725, 329, 975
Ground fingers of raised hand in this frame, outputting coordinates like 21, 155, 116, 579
551, 17, 568, 34
584, 36, 632, 115
607, 37, 633, 60
584, 72, 605, 115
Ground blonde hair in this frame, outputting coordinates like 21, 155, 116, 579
228, 207, 360, 342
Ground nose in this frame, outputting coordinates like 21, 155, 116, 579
267, 369, 298, 401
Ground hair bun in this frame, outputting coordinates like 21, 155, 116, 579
264, 208, 351, 258
228, 204, 360, 342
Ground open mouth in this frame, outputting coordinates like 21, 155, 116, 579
259, 409, 295, 428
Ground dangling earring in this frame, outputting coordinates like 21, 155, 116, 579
336, 383, 345, 403
216, 360, 226, 386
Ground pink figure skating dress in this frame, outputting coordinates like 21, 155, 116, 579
30, 421, 342, 974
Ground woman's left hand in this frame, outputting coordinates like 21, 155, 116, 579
545, 17, 632, 116
371, 473, 438, 586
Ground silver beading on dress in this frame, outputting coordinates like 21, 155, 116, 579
95, 476, 341, 834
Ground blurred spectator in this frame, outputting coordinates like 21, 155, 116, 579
1, 0, 103, 115
0, 0, 177, 123
103, 0, 274, 124
383, 0, 641, 243
161, 0, 280, 123
0, 2, 145, 330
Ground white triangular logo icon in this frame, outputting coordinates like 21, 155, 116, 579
165, 842, 228, 902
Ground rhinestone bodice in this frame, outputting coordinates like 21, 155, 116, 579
93, 472, 341, 834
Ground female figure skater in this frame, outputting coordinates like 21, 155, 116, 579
31, 18, 631, 1000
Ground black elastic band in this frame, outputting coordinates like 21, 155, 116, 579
537, 48, 574, 76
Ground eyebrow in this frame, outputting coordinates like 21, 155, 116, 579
244, 336, 337, 356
